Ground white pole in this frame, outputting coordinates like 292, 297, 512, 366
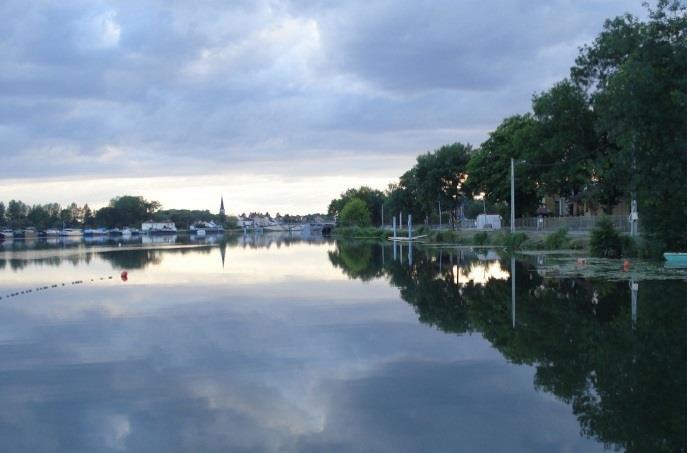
408, 214, 412, 240
438, 200, 442, 229
510, 158, 515, 234
511, 256, 516, 328
393, 217, 397, 240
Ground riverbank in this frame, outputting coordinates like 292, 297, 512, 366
331, 226, 655, 257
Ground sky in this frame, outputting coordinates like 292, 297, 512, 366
0, 0, 646, 215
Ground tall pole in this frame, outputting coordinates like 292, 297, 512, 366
510, 158, 515, 234
438, 200, 442, 229
511, 256, 516, 329
408, 214, 412, 240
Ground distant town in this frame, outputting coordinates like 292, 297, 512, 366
0, 195, 335, 240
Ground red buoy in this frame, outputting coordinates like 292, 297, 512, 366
120, 271, 128, 282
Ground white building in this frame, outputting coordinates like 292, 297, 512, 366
475, 214, 502, 230
141, 220, 177, 233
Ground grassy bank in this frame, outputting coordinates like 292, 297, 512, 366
331, 226, 657, 258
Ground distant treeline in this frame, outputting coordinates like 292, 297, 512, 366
329, 1, 687, 250
0, 196, 236, 230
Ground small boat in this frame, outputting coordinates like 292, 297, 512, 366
84, 228, 107, 236
1, 229, 13, 239
664, 252, 687, 267
388, 234, 429, 242
107, 228, 123, 237
24, 228, 38, 238
60, 228, 83, 237
190, 221, 224, 235
45, 229, 60, 237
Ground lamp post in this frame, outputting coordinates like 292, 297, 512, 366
510, 158, 515, 233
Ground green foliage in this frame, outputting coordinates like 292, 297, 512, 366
411, 143, 472, 219
332, 226, 386, 239
328, 241, 385, 281
544, 228, 570, 250
473, 231, 489, 246
338, 198, 372, 227
495, 232, 528, 249
432, 230, 466, 244
590, 217, 623, 257
466, 115, 541, 216
108, 196, 160, 227
572, 0, 687, 249
531, 80, 599, 199
329, 187, 384, 225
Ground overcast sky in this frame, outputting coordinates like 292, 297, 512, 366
0, 0, 645, 214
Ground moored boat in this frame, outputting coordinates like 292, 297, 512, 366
84, 228, 107, 236
142, 220, 177, 235
664, 252, 687, 267
190, 221, 224, 235
24, 228, 38, 238
107, 228, 123, 236
60, 228, 83, 237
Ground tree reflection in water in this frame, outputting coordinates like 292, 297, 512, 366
328, 241, 687, 452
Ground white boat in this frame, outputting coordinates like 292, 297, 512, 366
107, 228, 123, 236
0, 229, 13, 239
60, 228, 83, 237
45, 229, 60, 237
263, 224, 288, 232
24, 228, 38, 238
190, 221, 224, 235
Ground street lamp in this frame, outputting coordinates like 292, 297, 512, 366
510, 158, 526, 234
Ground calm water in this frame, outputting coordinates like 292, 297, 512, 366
0, 235, 686, 452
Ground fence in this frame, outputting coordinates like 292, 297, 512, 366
512, 215, 632, 232
385, 215, 635, 233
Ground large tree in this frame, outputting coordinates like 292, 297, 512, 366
6, 200, 28, 228
572, 0, 687, 248
338, 198, 372, 227
531, 80, 598, 200
412, 143, 472, 222
328, 187, 385, 225
466, 115, 541, 217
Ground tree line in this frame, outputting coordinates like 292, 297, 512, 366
329, 1, 687, 250
0, 195, 234, 230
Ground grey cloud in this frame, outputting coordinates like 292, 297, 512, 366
0, 0, 644, 184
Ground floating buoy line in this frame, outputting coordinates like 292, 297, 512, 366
0, 271, 129, 301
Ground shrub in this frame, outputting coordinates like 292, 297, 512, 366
590, 217, 623, 257
544, 228, 570, 249
497, 232, 528, 249
339, 198, 371, 227
473, 231, 489, 245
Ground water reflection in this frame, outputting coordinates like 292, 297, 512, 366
0, 239, 685, 451
330, 241, 687, 452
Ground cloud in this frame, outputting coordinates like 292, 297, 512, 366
0, 281, 596, 452
0, 0, 645, 211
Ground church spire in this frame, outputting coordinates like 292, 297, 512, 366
219, 196, 225, 216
